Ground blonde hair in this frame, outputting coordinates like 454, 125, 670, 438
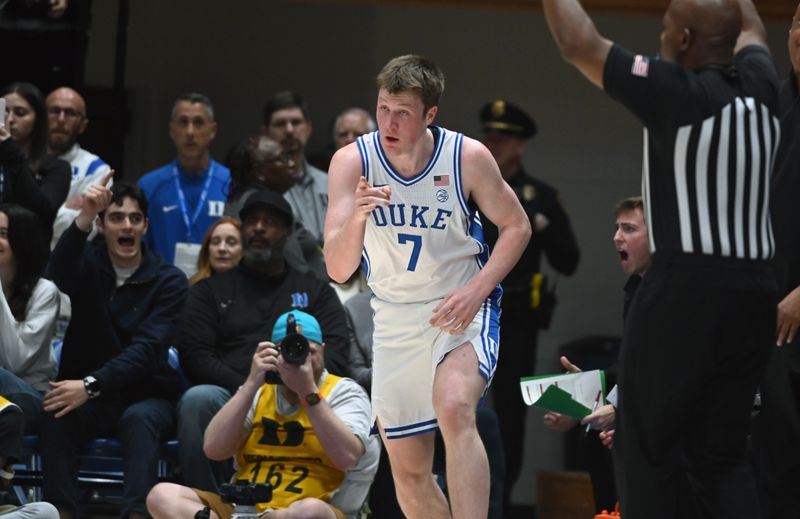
189, 216, 243, 285
376, 54, 445, 111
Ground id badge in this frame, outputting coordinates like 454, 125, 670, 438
174, 242, 201, 277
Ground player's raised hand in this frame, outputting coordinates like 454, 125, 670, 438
75, 170, 114, 231
353, 176, 390, 222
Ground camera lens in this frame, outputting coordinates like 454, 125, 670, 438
280, 335, 309, 365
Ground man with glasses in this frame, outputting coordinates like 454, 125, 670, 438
223, 136, 326, 281
46, 86, 112, 249
43, 177, 188, 519
261, 91, 327, 246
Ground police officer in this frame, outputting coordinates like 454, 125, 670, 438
480, 99, 580, 511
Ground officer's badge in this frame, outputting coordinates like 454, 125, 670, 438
523, 185, 536, 201
491, 100, 506, 118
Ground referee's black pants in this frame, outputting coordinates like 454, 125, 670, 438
617, 254, 776, 519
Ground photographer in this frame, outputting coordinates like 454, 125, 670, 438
175, 189, 349, 493
147, 310, 379, 519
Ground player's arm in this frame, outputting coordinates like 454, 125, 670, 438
464, 138, 531, 297
541, 0, 613, 89
735, 0, 768, 53
432, 139, 531, 333
323, 143, 390, 283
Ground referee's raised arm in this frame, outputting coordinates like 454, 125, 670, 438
540, 0, 613, 89
735, 0, 769, 52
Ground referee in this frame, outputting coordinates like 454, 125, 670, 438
541, 0, 779, 517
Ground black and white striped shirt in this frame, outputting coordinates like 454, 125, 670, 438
605, 45, 780, 262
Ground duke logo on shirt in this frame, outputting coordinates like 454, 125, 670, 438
208, 200, 225, 217
291, 292, 309, 308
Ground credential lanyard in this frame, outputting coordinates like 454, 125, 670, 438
173, 162, 214, 240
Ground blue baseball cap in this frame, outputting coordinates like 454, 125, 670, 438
272, 310, 323, 344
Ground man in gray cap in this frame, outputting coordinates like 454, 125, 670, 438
174, 189, 349, 493
479, 99, 581, 512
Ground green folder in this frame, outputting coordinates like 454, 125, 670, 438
532, 385, 593, 420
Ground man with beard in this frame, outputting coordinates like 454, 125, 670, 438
175, 189, 349, 492
45, 86, 112, 249
261, 91, 328, 245
223, 136, 326, 281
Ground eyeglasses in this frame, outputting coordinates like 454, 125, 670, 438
47, 107, 84, 120
106, 212, 145, 225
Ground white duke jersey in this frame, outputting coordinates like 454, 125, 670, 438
51, 144, 111, 249
357, 126, 490, 303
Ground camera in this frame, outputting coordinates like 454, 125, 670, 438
219, 480, 273, 519
265, 314, 310, 384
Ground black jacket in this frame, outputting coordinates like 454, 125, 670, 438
47, 222, 188, 404
0, 139, 69, 243
481, 168, 580, 291
177, 263, 348, 394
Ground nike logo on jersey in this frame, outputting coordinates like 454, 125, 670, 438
372, 203, 452, 230
162, 205, 178, 213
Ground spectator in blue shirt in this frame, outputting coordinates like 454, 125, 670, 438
138, 93, 230, 276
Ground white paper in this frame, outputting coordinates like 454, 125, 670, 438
174, 242, 201, 278
606, 385, 618, 407
519, 369, 605, 409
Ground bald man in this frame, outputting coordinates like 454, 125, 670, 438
333, 107, 376, 151
46, 87, 112, 249
541, 0, 779, 517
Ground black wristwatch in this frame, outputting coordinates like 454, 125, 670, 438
301, 392, 322, 408
83, 376, 101, 399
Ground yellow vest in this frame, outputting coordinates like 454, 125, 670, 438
234, 375, 346, 512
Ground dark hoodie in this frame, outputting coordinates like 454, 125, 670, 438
47, 221, 188, 405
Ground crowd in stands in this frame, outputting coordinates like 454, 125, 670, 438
0, 83, 383, 518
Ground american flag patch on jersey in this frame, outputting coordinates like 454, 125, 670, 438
434, 175, 450, 186
631, 55, 650, 77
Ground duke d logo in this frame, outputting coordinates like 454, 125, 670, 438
258, 418, 305, 447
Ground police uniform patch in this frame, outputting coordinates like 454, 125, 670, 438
523, 185, 536, 202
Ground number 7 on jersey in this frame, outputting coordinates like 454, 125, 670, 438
398, 233, 422, 271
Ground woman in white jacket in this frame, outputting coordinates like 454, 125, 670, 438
0, 203, 58, 436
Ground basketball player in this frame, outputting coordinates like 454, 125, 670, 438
324, 55, 531, 519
